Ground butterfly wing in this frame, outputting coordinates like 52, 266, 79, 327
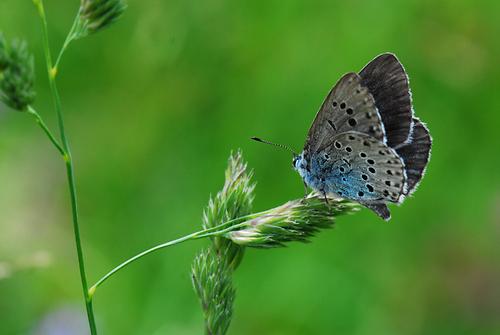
363, 203, 391, 221
396, 118, 432, 195
359, 53, 413, 148
322, 132, 407, 201
313, 132, 407, 220
304, 73, 386, 156
300, 54, 430, 220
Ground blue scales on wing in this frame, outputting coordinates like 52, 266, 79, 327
308, 132, 406, 220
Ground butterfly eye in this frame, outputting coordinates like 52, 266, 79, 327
292, 157, 299, 167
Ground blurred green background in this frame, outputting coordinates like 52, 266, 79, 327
1, 0, 499, 334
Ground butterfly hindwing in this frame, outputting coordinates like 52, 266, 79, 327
315, 132, 407, 206
396, 118, 431, 195
359, 53, 413, 148
364, 203, 391, 221
305, 72, 386, 157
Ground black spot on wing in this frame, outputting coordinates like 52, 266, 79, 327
328, 120, 337, 130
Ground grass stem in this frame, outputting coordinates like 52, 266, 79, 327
27, 105, 65, 157
54, 11, 81, 71
35, 1, 98, 334
88, 217, 260, 297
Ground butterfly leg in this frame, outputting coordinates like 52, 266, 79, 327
323, 191, 329, 205
303, 181, 308, 198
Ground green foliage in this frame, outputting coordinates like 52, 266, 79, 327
0, 33, 35, 111
1, 1, 499, 334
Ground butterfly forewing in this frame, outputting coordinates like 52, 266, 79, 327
305, 72, 386, 157
359, 53, 413, 148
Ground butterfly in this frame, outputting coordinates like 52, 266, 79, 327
253, 53, 432, 220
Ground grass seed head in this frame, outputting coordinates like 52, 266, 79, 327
227, 193, 359, 248
192, 248, 235, 335
0, 33, 36, 111
78, 0, 127, 36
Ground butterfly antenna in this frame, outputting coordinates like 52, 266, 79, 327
251, 137, 298, 156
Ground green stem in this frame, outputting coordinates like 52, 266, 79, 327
27, 105, 65, 157
35, 1, 97, 334
54, 11, 81, 71
89, 231, 205, 298
88, 214, 264, 298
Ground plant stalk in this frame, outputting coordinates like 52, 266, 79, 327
35, 1, 98, 334
27, 105, 65, 156
88, 214, 267, 298
54, 11, 81, 71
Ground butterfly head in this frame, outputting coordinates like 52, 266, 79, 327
292, 152, 311, 180
292, 152, 307, 171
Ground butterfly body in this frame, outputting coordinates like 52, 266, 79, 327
296, 152, 367, 201
295, 131, 406, 202
292, 53, 432, 220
